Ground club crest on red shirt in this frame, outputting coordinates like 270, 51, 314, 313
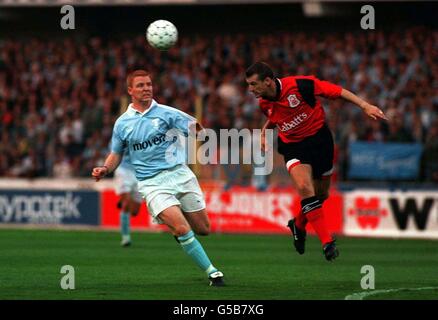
287, 94, 301, 108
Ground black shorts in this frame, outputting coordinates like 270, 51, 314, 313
277, 124, 334, 179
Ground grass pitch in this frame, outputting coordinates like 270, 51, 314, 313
0, 229, 437, 300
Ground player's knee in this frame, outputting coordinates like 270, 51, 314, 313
130, 203, 141, 216
295, 181, 314, 198
195, 222, 210, 236
173, 225, 192, 237
120, 201, 130, 212
195, 229, 209, 236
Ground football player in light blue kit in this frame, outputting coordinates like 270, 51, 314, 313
114, 148, 142, 247
92, 70, 224, 286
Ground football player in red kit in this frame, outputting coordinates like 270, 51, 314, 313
245, 62, 387, 261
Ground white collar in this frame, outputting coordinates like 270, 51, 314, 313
127, 100, 157, 116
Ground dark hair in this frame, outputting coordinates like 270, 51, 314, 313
126, 70, 151, 88
245, 62, 274, 80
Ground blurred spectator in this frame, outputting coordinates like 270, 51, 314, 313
386, 116, 414, 143
52, 150, 73, 179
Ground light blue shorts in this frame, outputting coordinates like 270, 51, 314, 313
138, 164, 206, 224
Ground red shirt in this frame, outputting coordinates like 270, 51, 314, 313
259, 75, 342, 143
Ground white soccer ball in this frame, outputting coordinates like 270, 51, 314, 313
146, 20, 178, 51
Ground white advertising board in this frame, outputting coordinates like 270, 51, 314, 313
344, 190, 438, 239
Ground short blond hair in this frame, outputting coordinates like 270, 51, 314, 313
126, 70, 151, 88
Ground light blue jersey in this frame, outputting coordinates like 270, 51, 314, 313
111, 100, 196, 181
107, 141, 134, 171
119, 148, 135, 171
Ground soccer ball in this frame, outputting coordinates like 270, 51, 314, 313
146, 20, 178, 51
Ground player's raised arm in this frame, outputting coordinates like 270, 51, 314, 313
340, 88, 388, 121
92, 152, 122, 182
313, 76, 387, 121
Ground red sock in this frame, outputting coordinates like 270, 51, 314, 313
295, 211, 307, 230
306, 207, 333, 245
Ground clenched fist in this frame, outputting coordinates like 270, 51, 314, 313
92, 166, 109, 182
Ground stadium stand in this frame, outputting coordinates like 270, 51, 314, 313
1, 27, 436, 185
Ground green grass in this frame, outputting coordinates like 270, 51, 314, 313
0, 229, 437, 300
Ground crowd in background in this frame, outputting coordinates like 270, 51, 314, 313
0, 26, 437, 185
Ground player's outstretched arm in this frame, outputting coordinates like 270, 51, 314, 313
92, 152, 122, 182
340, 88, 388, 121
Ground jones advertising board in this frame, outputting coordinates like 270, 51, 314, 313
0, 190, 100, 225
344, 190, 438, 238
101, 184, 343, 234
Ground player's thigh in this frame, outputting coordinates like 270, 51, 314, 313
313, 176, 331, 202
174, 166, 208, 233
278, 137, 314, 198
289, 164, 315, 198
183, 209, 210, 236
159, 205, 192, 237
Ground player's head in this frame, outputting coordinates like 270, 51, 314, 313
245, 62, 276, 99
127, 70, 153, 105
